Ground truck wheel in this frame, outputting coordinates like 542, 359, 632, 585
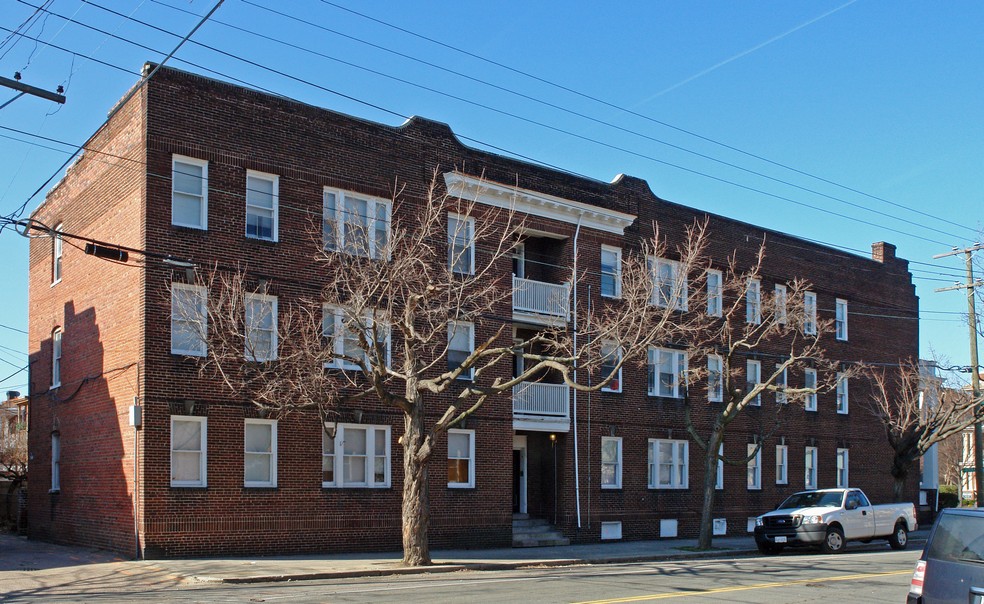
821, 526, 845, 554
889, 522, 908, 550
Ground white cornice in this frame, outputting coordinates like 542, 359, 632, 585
443, 173, 636, 235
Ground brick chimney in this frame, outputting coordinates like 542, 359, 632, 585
872, 242, 897, 264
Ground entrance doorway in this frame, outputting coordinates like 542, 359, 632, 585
513, 435, 527, 514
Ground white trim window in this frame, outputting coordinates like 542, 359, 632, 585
649, 257, 688, 310
804, 291, 817, 335
52, 223, 63, 284
746, 279, 761, 324
836, 448, 849, 487
706, 269, 722, 317
322, 423, 391, 488
746, 359, 761, 406
835, 298, 848, 341
51, 432, 60, 492
804, 368, 818, 411
707, 354, 724, 402
51, 327, 62, 388
245, 293, 278, 362
774, 284, 787, 324
245, 170, 278, 242
836, 373, 849, 414
447, 429, 475, 488
648, 439, 688, 489
448, 320, 475, 380
171, 415, 207, 487
715, 443, 724, 490
171, 283, 207, 357
805, 446, 818, 489
647, 347, 688, 398
323, 306, 391, 370
776, 445, 788, 484
775, 364, 787, 404
600, 246, 622, 298
448, 213, 475, 275
747, 444, 762, 490
172, 155, 208, 229
244, 419, 277, 487
600, 341, 622, 392
323, 188, 390, 259
601, 436, 622, 489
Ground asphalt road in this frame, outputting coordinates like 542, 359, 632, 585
1, 549, 920, 603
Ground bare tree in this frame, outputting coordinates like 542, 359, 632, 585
864, 359, 984, 502
0, 424, 28, 526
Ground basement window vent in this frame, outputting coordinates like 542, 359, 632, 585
660, 519, 678, 538
713, 518, 727, 536
601, 521, 622, 540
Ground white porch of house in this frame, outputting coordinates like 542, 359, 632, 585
513, 381, 570, 432
512, 276, 570, 326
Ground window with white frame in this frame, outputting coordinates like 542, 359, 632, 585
707, 354, 723, 402
447, 429, 475, 488
776, 445, 788, 484
746, 279, 761, 324
835, 298, 848, 341
51, 327, 62, 388
775, 364, 787, 404
774, 284, 787, 324
706, 269, 722, 317
747, 444, 762, 490
322, 423, 391, 488
746, 359, 761, 406
649, 257, 688, 310
323, 189, 390, 260
836, 373, 849, 414
648, 347, 687, 398
244, 419, 277, 487
601, 436, 622, 489
715, 443, 724, 490
804, 291, 817, 335
836, 448, 849, 487
172, 155, 208, 229
805, 446, 818, 489
52, 223, 63, 284
804, 368, 818, 411
245, 294, 277, 362
51, 432, 60, 492
600, 246, 622, 298
448, 320, 474, 379
171, 415, 207, 487
448, 213, 475, 275
648, 439, 688, 489
600, 341, 622, 392
171, 283, 207, 356
323, 306, 390, 370
245, 171, 278, 241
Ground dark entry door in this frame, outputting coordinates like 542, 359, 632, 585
513, 449, 521, 513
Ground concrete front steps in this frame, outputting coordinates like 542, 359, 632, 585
512, 514, 570, 547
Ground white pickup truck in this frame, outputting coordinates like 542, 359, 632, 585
754, 488, 917, 554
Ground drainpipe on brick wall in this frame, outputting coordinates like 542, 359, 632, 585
133, 362, 141, 560
571, 216, 583, 529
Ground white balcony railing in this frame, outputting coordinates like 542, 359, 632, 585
512, 276, 569, 319
513, 382, 570, 418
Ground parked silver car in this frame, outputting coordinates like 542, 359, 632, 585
908, 508, 984, 603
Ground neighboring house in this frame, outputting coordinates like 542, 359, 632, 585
27, 64, 919, 558
1, 391, 28, 528
0, 391, 28, 440
919, 360, 942, 514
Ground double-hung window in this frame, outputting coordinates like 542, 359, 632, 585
244, 419, 277, 487
52, 223, 63, 284
171, 415, 207, 487
245, 294, 277, 362
776, 445, 788, 484
746, 279, 761, 324
448, 320, 474, 379
707, 354, 724, 402
747, 444, 762, 490
448, 213, 475, 275
600, 341, 622, 392
715, 443, 724, 490
805, 446, 818, 489
324, 306, 390, 370
649, 257, 687, 310
648, 439, 688, 489
835, 298, 848, 341
601, 436, 622, 489
804, 291, 817, 335
836, 448, 849, 487
600, 246, 622, 298
746, 360, 761, 406
804, 368, 818, 411
171, 283, 207, 356
322, 423, 391, 488
323, 189, 390, 259
836, 373, 849, 414
51, 433, 60, 492
447, 429, 475, 488
172, 155, 208, 229
775, 364, 787, 404
51, 327, 62, 388
706, 269, 722, 317
774, 284, 787, 324
647, 347, 687, 398
245, 171, 278, 241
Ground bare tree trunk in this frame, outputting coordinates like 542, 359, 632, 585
891, 457, 911, 504
401, 396, 431, 566
697, 430, 723, 550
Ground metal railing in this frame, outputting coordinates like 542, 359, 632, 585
512, 276, 569, 318
513, 382, 570, 418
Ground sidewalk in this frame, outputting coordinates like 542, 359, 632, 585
0, 529, 929, 586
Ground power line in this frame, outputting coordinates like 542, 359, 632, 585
0, 323, 28, 335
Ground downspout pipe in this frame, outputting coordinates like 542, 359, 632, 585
572, 216, 583, 529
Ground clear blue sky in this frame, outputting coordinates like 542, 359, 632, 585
1, 0, 981, 395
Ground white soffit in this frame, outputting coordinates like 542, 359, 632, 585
444, 172, 637, 235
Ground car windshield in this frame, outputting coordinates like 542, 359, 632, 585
777, 491, 844, 510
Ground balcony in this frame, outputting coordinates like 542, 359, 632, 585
512, 277, 569, 326
513, 382, 570, 432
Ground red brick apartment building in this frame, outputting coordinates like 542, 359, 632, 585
27, 64, 918, 558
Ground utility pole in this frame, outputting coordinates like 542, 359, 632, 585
935, 243, 984, 506
0, 74, 66, 107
